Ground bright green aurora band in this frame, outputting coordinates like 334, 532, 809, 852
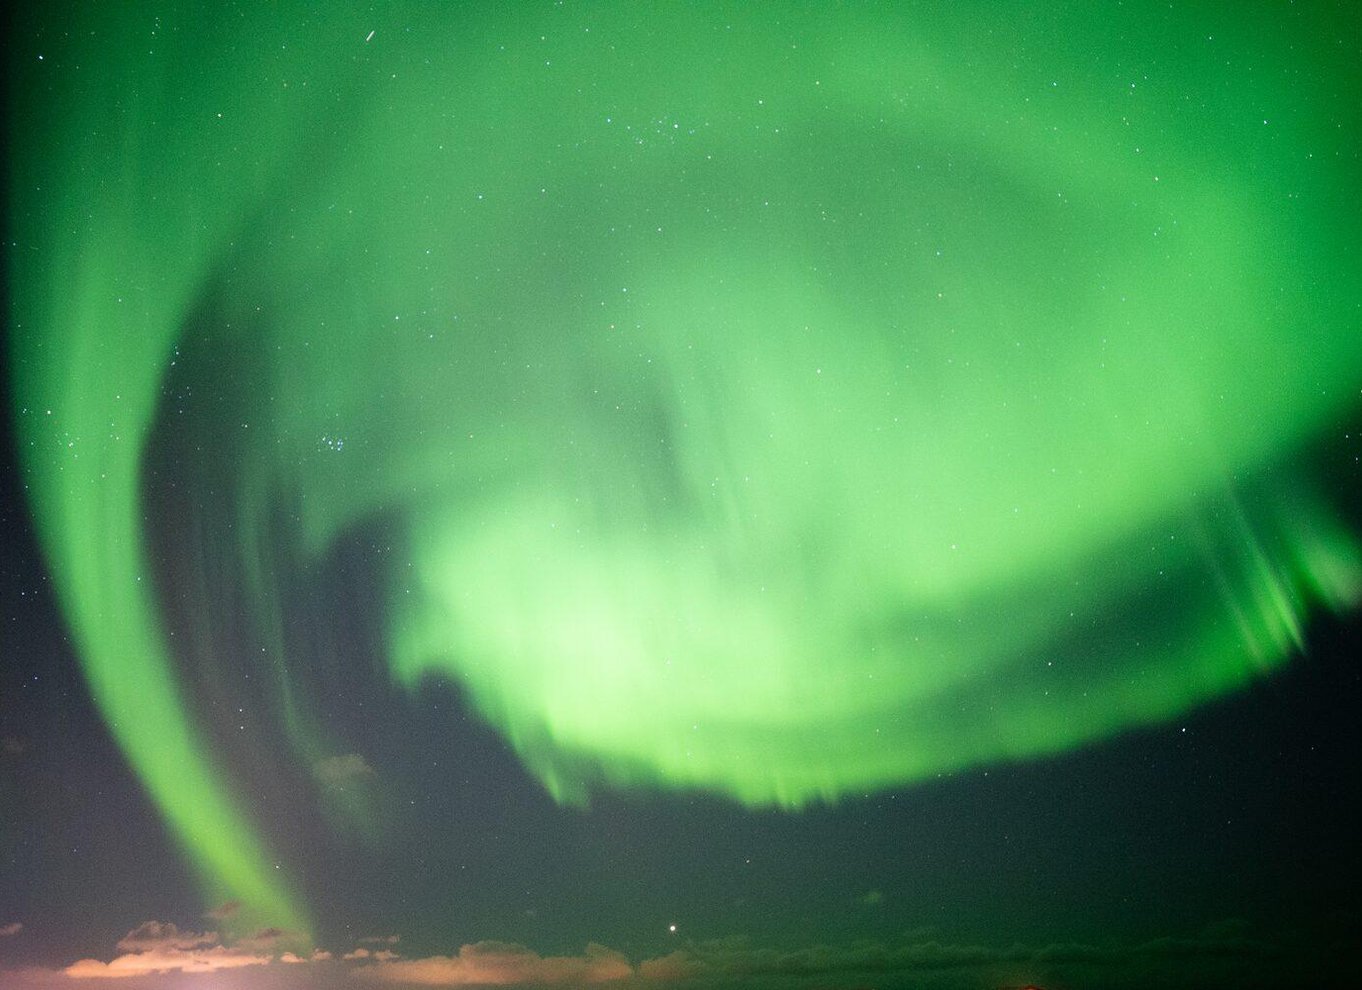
7, 2, 1362, 936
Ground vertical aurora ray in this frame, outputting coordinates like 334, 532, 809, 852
7, 0, 1362, 924
2, 2, 354, 934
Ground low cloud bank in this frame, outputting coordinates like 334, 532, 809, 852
0, 917, 1292, 989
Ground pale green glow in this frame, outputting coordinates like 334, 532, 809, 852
7, 1, 1360, 921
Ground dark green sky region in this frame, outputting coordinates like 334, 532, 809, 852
3, 2, 1361, 988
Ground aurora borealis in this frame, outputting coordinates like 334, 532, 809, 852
4, 3, 1362, 988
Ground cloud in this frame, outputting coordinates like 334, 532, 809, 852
64, 943, 272, 979
857, 890, 884, 906
59, 921, 297, 980
203, 901, 240, 921
631, 926, 1278, 988
277, 949, 338, 965
345, 948, 399, 962
354, 941, 633, 985
235, 928, 301, 953
638, 951, 697, 981
1, 922, 23, 937
313, 754, 377, 789
115, 922, 217, 953
0, 921, 1286, 990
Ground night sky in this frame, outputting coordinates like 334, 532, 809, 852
3, 3, 1361, 988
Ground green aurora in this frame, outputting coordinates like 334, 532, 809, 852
7, 2, 1362, 936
